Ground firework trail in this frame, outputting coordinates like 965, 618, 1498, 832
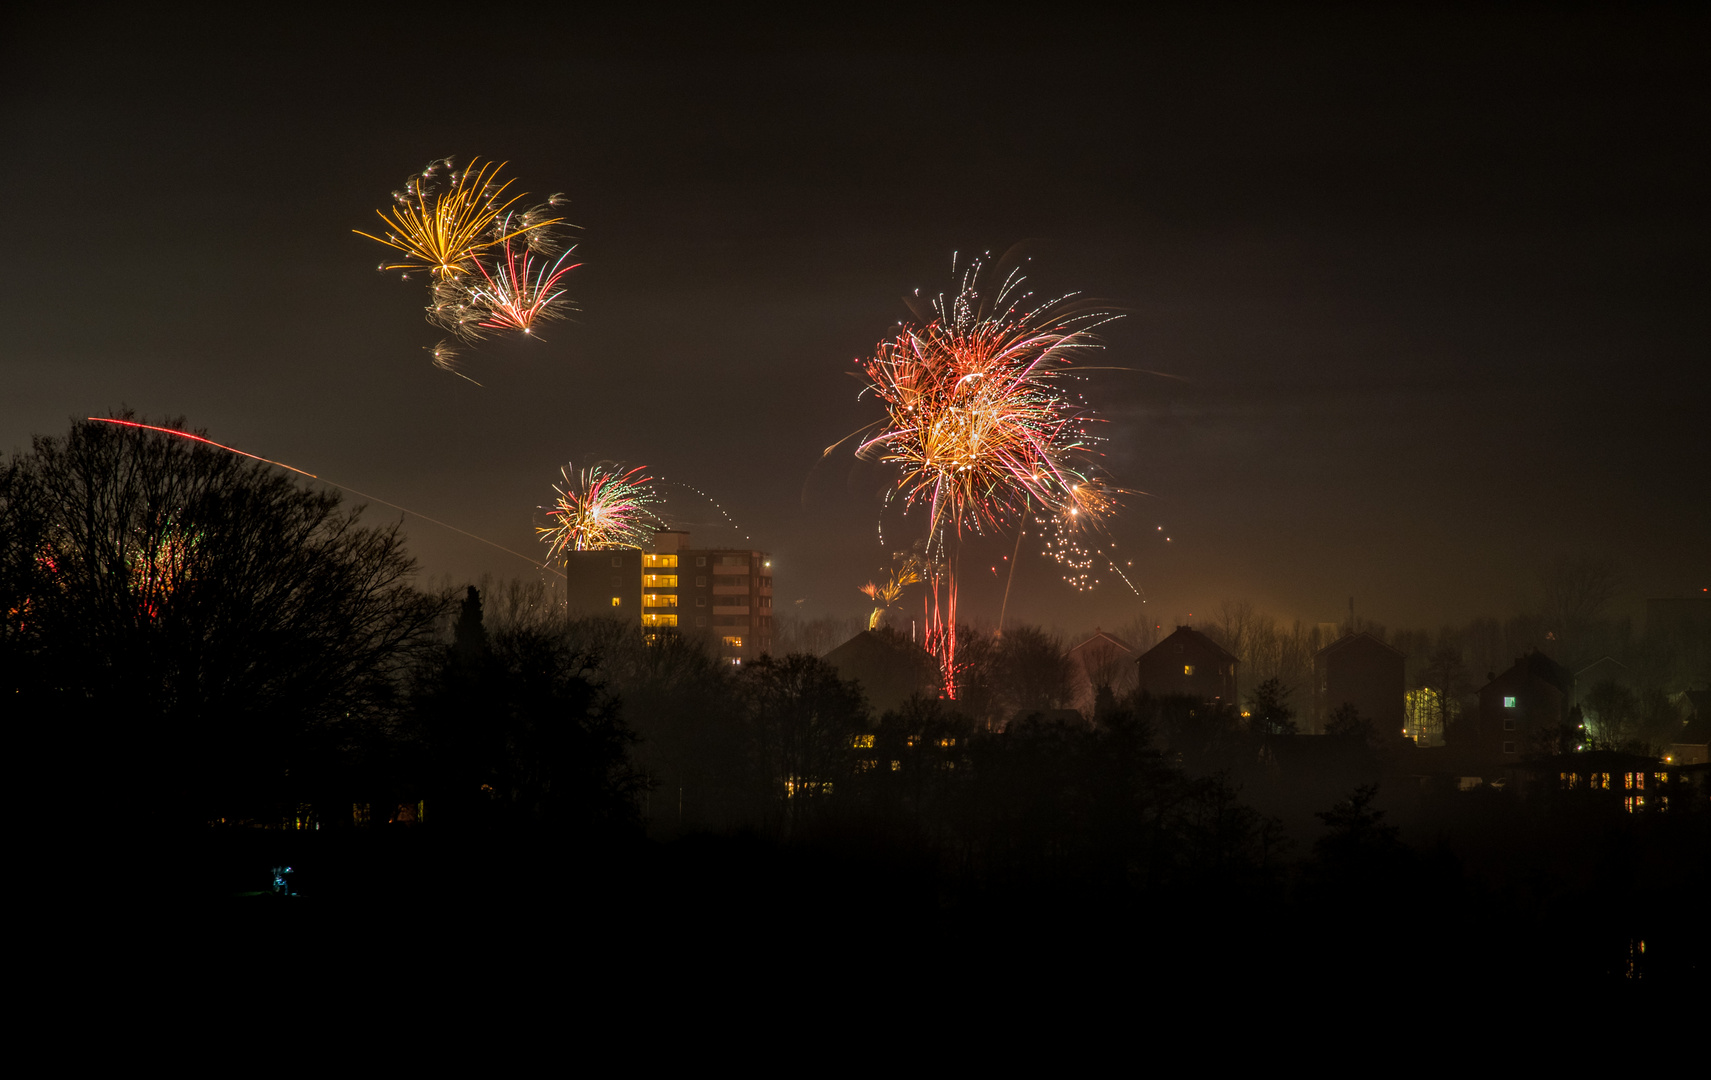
88, 418, 558, 576
537, 464, 665, 558
658, 479, 753, 542
848, 255, 1122, 690
427, 340, 482, 385
355, 157, 560, 279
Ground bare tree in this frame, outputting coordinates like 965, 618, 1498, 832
741, 653, 868, 834
1583, 679, 1641, 750
3, 414, 445, 824
992, 625, 1077, 717
1077, 636, 1135, 699
1418, 646, 1469, 744
1534, 556, 1621, 667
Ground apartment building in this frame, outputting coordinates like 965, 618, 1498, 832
565, 529, 774, 665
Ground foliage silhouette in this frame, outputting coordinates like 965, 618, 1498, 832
2, 413, 443, 825
1246, 677, 1298, 737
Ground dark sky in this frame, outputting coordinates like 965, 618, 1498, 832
4, 6, 1706, 635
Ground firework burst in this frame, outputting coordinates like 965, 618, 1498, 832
131, 524, 200, 619
859, 549, 926, 630
855, 257, 1115, 543
466, 232, 581, 336
537, 464, 664, 559
355, 157, 560, 279
850, 255, 1122, 692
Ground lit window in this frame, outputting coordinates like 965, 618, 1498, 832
642, 574, 678, 588
1503, 695, 1517, 709
642, 613, 678, 627
643, 593, 678, 608
852, 735, 875, 749
889, 760, 900, 772
611, 597, 621, 607
643, 554, 678, 568
1183, 664, 1195, 676
938, 738, 956, 748
722, 635, 743, 648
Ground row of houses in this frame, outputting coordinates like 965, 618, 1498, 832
820, 620, 1709, 791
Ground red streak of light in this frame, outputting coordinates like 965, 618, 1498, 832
86, 417, 560, 578
90, 418, 318, 478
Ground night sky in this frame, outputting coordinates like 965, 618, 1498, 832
5, 7, 1705, 635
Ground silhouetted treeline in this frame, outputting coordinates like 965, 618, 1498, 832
3, 414, 444, 829
1192, 567, 1707, 750
9, 418, 1704, 988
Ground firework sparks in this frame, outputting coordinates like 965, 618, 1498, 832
854, 257, 1116, 542
427, 340, 482, 385
850, 255, 1121, 689
466, 232, 581, 336
537, 464, 664, 558
132, 525, 199, 619
859, 551, 926, 630
355, 157, 560, 279
426, 279, 492, 343
658, 479, 752, 541
357, 158, 581, 371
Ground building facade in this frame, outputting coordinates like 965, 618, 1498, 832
1134, 626, 1237, 705
561, 548, 643, 620
823, 628, 941, 715
1069, 629, 1137, 714
563, 529, 774, 665
1458, 649, 1569, 766
1313, 632, 1405, 737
